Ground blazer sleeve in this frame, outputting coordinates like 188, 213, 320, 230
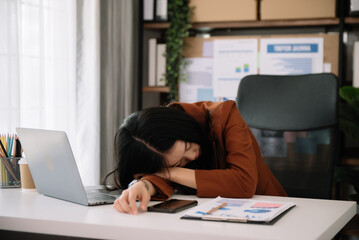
141, 175, 174, 200
195, 102, 259, 198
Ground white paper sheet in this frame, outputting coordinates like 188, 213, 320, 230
213, 39, 258, 98
182, 196, 296, 223
260, 38, 324, 75
179, 58, 216, 103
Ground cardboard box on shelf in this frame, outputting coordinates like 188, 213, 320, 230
260, 0, 336, 20
189, 0, 257, 22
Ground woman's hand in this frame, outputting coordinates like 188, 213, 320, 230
113, 180, 154, 215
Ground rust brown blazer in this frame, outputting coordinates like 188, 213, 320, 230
142, 101, 287, 199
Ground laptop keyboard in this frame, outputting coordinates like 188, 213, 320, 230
86, 192, 117, 202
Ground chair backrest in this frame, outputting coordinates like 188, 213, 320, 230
236, 73, 339, 199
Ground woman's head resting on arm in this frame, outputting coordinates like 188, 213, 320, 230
107, 106, 206, 189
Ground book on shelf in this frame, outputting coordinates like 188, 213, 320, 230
156, 42, 166, 87
143, 0, 168, 22
147, 38, 167, 87
148, 38, 157, 86
143, 0, 155, 21
353, 41, 359, 87
155, 0, 168, 21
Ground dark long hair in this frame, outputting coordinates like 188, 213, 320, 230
104, 105, 215, 190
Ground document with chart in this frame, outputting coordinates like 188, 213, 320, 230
179, 58, 215, 103
213, 38, 258, 98
181, 196, 295, 224
260, 37, 323, 75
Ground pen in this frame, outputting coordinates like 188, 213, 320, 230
0, 140, 8, 158
201, 215, 248, 222
0, 137, 19, 182
206, 202, 227, 215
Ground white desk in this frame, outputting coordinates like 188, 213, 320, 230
0, 189, 356, 240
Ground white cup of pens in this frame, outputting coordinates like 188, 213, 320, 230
0, 135, 23, 188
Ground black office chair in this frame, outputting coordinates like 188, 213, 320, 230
236, 73, 339, 199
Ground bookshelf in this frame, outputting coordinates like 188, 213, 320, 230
141, 17, 359, 95
139, 0, 359, 106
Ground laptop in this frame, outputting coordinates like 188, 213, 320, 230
16, 128, 121, 206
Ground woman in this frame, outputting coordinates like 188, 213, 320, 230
105, 101, 287, 215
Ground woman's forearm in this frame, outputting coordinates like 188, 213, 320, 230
167, 168, 197, 189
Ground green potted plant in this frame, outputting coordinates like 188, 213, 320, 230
339, 86, 359, 143
335, 86, 359, 202
165, 0, 193, 101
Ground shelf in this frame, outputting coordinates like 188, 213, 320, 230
143, 22, 170, 29
345, 17, 359, 25
342, 158, 359, 166
142, 86, 170, 93
191, 18, 340, 29
144, 18, 341, 30
341, 148, 359, 166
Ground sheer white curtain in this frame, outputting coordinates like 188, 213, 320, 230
0, 0, 21, 131
75, 0, 101, 186
0, 0, 100, 186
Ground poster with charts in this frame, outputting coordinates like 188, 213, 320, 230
260, 37, 324, 75
213, 39, 258, 98
179, 58, 216, 103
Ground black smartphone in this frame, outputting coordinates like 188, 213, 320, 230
147, 199, 198, 213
